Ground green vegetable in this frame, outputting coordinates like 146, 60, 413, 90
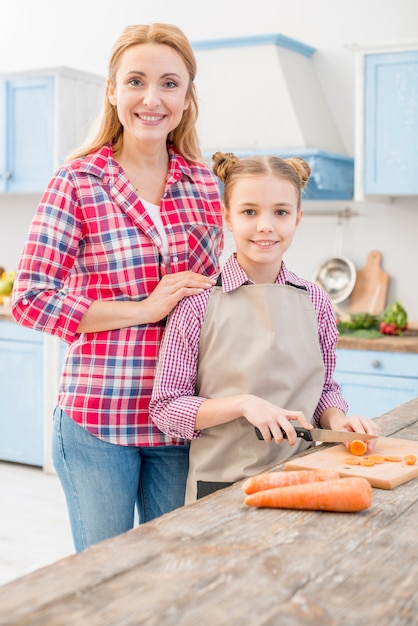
336, 312, 380, 332
380, 301, 408, 335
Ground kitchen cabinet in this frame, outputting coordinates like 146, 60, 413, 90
352, 42, 418, 199
0, 67, 104, 193
0, 320, 44, 465
335, 348, 418, 418
0, 318, 66, 469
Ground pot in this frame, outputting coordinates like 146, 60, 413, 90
313, 256, 356, 304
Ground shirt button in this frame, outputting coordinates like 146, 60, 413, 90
22, 298, 29, 305
172, 256, 179, 263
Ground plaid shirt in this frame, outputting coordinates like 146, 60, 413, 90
150, 254, 348, 440
12, 143, 223, 446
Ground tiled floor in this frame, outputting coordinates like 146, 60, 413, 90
0, 461, 74, 586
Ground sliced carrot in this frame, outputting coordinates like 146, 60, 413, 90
241, 469, 340, 495
343, 457, 361, 465
349, 440, 367, 456
360, 458, 375, 466
367, 454, 385, 464
404, 455, 417, 466
244, 477, 372, 512
385, 456, 402, 462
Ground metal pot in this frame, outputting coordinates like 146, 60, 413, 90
313, 256, 356, 304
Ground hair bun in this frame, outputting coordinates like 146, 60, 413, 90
212, 151, 239, 183
286, 156, 311, 190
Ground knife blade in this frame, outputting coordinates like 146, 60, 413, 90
254, 426, 377, 443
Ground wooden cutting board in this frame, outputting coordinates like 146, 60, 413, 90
348, 250, 390, 315
284, 436, 418, 489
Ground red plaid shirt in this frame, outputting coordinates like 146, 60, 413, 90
12, 143, 223, 446
150, 255, 348, 440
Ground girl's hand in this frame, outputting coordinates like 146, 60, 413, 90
239, 395, 313, 445
145, 271, 215, 322
341, 414, 382, 451
320, 408, 382, 452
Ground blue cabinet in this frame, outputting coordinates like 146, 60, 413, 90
0, 67, 104, 193
0, 77, 54, 192
363, 50, 418, 195
335, 348, 418, 419
0, 321, 44, 465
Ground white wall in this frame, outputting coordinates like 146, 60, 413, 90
1, 0, 418, 318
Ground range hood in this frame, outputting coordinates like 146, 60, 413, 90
193, 34, 354, 200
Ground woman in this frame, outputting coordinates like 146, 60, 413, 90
12, 23, 223, 551
150, 152, 380, 502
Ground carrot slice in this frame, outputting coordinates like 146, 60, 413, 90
242, 469, 340, 495
244, 477, 372, 512
349, 440, 367, 456
343, 457, 361, 465
385, 456, 402, 462
404, 454, 417, 465
367, 454, 385, 464
360, 458, 375, 466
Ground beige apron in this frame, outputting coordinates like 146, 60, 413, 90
186, 280, 325, 503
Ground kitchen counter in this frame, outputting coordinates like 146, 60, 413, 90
337, 328, 418, 354
0, 399, 417, 625
0, 306, 12, 320
3, 310, 418, 353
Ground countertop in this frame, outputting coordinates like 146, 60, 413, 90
3, 308, 418, 352
0, 307, 12, 320
337, 328, 418, 354
0, 400, 417, 625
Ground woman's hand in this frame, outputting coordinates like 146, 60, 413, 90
76, 271, 216, 334
145, 271, 216, 323
319, 408, 382, 451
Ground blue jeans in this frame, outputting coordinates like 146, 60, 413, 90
52, 407, 189, 552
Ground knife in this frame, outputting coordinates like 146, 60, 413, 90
254, 426, 377, 443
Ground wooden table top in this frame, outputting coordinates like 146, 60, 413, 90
1, 400, 418, 626
337, 328, 418, 354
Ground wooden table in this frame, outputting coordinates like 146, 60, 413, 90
1, 400, 418, 626
337, 328, 418, 354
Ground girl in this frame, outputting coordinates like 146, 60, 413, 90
11, 24, 223, 550
150, 151, 381, 502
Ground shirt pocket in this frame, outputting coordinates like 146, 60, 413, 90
186, 222, 223, 275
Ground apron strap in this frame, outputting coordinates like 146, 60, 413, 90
217, 275, 307, 291
285, 280, 308, 292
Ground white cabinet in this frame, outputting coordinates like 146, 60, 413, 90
0, 67, 104, 193
352, 42, 418, 199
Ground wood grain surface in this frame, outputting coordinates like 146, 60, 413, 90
0, 399, 417, 626
348, 250, 390, 315
284, 436, 418, 488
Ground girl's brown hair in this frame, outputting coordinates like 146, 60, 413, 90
212, 152, 311, 210
68, 23, 201, 162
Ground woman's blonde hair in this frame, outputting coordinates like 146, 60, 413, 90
68, 23, 201, 162
212, 151, 311, 210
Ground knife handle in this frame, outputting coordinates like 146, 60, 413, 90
255, 426, 313, 442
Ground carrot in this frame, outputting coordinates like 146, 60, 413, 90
244, 477, 372, 512
242, 469, 340, 495
349, 440, 367, 456
343, 457, 361, 465
360, 458, 375, 466
385, 456, 402, 462
404, 455, 417, 465
367, 454, 385, 464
